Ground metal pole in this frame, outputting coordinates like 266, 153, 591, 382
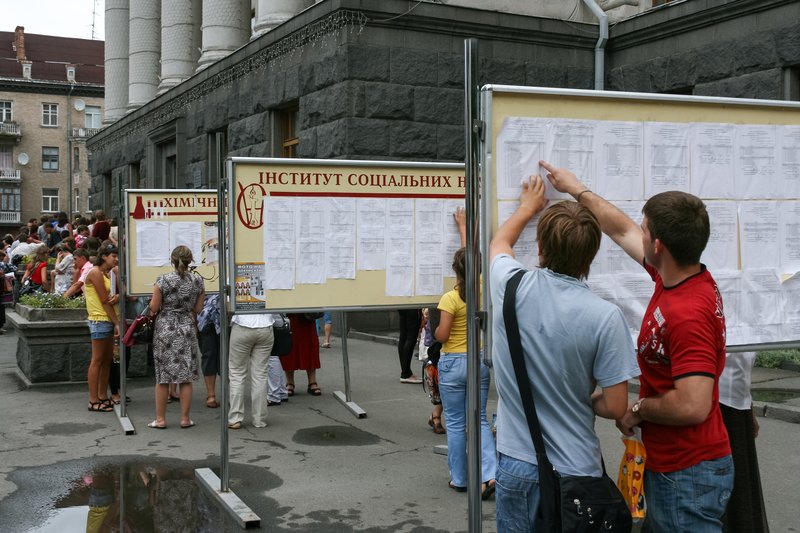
218, 161, 231, 491
340, 312, 351, 402
118, 187, 128, 418
464, 37, 482, 533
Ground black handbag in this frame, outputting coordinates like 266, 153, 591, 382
271, 314, 292, 356
503, 269, 632, 533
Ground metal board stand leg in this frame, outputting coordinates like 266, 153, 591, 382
333, 312, 367, 418
116, 185, 134, 435
194, 161, 259, 529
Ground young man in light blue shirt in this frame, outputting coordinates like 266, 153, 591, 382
489, 175, 640, 531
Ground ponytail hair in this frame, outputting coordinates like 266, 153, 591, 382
171, 245, 193, 278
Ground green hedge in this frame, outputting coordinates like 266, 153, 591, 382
18, 293, 86, 309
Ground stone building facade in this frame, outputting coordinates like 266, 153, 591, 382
0, 27, 103, 235
86, 0, 800, 328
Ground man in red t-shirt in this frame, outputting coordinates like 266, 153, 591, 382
543, 160, 732, 532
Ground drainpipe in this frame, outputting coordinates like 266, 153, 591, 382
67, 82, 75, 216
582, 0, 608, 90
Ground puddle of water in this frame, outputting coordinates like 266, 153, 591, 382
1, 457, 278, 533
292, 425, 381, 446
751, 388, 800, 403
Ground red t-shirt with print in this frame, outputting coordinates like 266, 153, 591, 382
637, 263, 730, 473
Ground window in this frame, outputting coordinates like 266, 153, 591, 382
0, 101, 11, 122
74, 188, 80, 214
208, 130, 228, 190
73, 147, 80, 171
42, 103, 58, 126
0, 187, 20, 212
279, 106, 299, 158
42, 147, 59, 170
0, 143, 11, 168
85, 106, 101, 128
42, 188, 59, 212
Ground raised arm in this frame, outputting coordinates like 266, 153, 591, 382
489, 175, 547, 262
540, 160, 644, 265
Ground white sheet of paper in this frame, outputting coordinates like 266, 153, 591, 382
735, 125, 777, 198
326, 198, 356, 279
781, 272, 800, 341
593, 201, 645, 275
779, 200, 800, 276
414, 199, 445, 295
296, 198, 326, 284
739, 201, 779, 270
386, 251, 414, 297
264, 197, 296, 290
611, 272, 655, 333
169, 222, 203, 266
690, 123, 735, 199
544, 119, 595, 201
356, 198, 387, 271
136, 221, 171, 267
594, 120, 644, 201
779, 125, 800, 198
644, 122, 690, 196
496, 117, 549, 200
739, 269, 783, 327
497, 201, 539, 270
701, 201, 739, 272
714, 270, 743, 344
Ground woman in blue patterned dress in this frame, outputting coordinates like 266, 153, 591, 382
147, 245, 205, 429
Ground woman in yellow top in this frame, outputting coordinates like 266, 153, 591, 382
436, 245, 497, 499
85, 244, 120, 412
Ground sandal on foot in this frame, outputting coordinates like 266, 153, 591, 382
206, 396, 220, 408
307, 382, 322, 396
449, 481, 467, 493
147, 421, 167, 429
88, 401, 113, 412
167, 394, 181, 403
431, 416, 446, 434
227, 421, 242, 430
322, 342, 331, 348
180, 420, 195, 429
481, 480, 496, 500
287, 383, 295, 397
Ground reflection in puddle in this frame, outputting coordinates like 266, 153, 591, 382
6, 459, 261, 533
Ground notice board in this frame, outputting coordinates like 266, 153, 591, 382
228, 158, 465, 312
124, 189, 220, 295
482, 86, 800, 346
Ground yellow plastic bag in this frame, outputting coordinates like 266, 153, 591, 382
617, 429, 646, 520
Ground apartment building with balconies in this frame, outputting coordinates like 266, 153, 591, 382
0, 26, 103, 235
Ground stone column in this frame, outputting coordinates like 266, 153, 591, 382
128, 0, 161, 109
253, 0, 313, 36
196, 0, 252, 71
103, 0, 130, 124
158, 0, 199, 93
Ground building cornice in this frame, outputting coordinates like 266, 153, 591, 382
608, 0, 798, 51
0, 78, 104, 97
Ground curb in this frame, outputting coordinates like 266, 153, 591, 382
348, 330, 399, 346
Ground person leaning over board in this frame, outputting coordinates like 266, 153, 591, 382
542, 159, 733, 533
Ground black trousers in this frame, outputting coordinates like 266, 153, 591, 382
397, 309, 421, 379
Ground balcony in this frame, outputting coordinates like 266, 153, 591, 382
0, 168, 21, 183
71, 127, 100, 138
0, 122, 22, 140
0, 210, 21, 224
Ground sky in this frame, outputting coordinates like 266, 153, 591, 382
5, 0, 105, 40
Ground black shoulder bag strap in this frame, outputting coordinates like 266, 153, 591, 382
503, 269, 551, 462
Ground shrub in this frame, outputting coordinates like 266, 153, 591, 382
755, 350, 800, 368
18, 293, 86, 309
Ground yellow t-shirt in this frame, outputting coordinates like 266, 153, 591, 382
437, 288, 467, 353
85, 270, 114, 322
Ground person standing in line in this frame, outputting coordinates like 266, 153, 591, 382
227, 313, 274, 429
320, 312, 333, 348
84, 244, 120, 412
282, 314, 322, 396
720, 351, 769, 533
267, 316, 289, 406
197, 293, 222, 409
544, 160, 733, 532
397, 309, 423, 383
52, 242, 74, 296
147, 246, 205, 429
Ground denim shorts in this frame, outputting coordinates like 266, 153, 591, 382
88, 320, 114, 340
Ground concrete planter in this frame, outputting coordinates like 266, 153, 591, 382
8, 305, 148, 385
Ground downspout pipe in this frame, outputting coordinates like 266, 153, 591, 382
582, 0, 608, 90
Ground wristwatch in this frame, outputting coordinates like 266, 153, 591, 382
632, 398, 646, 417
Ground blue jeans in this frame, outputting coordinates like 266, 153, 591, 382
438, 352, 496, 487
496, 453, 540, 532
645, 455, 734, 533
